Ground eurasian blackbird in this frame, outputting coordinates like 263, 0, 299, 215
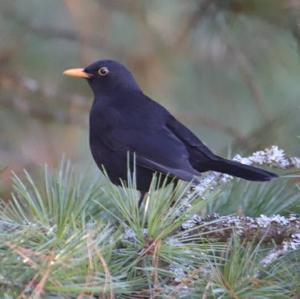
64, 60, 277, 194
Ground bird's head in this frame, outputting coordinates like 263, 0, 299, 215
63, 59, 140, 95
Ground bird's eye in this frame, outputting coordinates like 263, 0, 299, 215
98, 67, 109, 76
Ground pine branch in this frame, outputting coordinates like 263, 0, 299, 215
182, 213, 300, 263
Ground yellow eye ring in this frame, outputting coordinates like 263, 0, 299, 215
98, 67, 109, 76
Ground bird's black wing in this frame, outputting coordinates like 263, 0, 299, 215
166, 115, 218, 162
166, 115, 278, 180
101, 125, 200, 182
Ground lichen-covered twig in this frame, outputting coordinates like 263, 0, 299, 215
182, 213, 300, 244
194, 145, 300, 198
233, 145, 300, 169
181, 146, 300, 266
181, 213, 300, 266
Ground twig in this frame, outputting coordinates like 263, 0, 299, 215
189, 145, 300, 200
16, 272, 40, 299
29, 252, 55, 299
175, 0, 214, 50
177, 112, 245, 142
220, 24, 272, 122
150, 239, 161, 299
77, 233, 96, 299
201, 280, 212, 299
94, 244, 114, 299
182, 213, 300, 248
165, 267, 204, 298
5, 242, 39, 269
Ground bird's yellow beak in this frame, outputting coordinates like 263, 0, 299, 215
63, 68, 91, 78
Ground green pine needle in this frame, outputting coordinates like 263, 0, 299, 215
0, 161, 299, 298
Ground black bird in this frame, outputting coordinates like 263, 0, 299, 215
64, 60, 277, 195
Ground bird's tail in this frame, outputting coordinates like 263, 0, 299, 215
203, 157, 278, 181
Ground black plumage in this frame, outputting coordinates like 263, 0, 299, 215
64, 60, 277, 192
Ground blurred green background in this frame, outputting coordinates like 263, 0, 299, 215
0, 0, 300, 196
